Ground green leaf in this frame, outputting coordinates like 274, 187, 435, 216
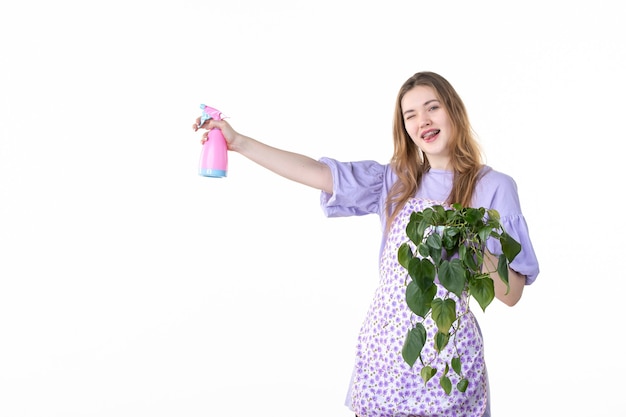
420, 365, 436, 385
501, 232, 521, 262
463, 248, 479, 273
426, 233, 442, 256
397, 243, 413, 270
433, 204, 447, 221
457, 378, 469, 392
478, 225, 492, 244
417, 242, 430, 258
496, 254, 510, 294
402, 324, 427, 367
443, 225, 460, 238
439, 259, 466, 299
407, 258, 436, 291
431, 298, 456, 334
464, 207, 484, 226
451, 357, 462, 375
458, 244, 466, 263
406, 214, 423, 246
440, 375, 452, 395
418, 211, 434, 237
441, 228, 460, 254
405, 280, 436, 318
486, 208, 501, 222
469, 274, 495, 312
434, 331, 450, 353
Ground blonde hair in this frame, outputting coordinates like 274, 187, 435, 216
385, 72, 484, 232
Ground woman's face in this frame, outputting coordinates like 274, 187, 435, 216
401, 85, 452, 170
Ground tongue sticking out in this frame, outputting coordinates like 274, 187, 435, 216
422, 129, 440, 141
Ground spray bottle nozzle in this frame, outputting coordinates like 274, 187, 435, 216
199, 104, 224, 127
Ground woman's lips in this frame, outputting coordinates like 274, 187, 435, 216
421, 129, 440, 142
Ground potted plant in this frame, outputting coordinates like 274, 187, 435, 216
397, 203, 521, 394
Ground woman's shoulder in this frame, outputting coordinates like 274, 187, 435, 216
479, 165, 518, 190
474, 165, 522, 214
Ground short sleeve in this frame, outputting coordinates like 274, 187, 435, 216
476, 169, 540, 284
318, 157, 387, 218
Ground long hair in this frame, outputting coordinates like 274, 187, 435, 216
385, 71, 484, 232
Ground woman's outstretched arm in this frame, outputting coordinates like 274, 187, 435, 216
194, 117, 333, 194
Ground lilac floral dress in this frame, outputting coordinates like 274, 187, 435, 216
319, 158, 539, 417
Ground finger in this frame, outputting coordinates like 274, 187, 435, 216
193, 116, 208, 131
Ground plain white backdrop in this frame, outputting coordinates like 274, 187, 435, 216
1, 1, 624, 416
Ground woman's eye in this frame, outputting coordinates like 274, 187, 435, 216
429, 105, 440, 111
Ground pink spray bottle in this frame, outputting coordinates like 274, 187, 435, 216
198, 104, 228, 178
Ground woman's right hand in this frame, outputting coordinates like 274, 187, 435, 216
192, 117, 239, 150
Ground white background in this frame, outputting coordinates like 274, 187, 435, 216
1, 1, 624, 416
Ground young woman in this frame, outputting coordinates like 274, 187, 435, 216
193, 71, 540, 417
